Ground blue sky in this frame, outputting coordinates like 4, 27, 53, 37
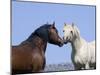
12, 1, 96, 64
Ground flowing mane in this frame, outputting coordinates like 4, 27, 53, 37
21, 24, 52, 45
28, 24, 52, 40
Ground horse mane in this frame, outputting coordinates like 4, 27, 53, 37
25, 24, 52, 42
72, 25, 80, 38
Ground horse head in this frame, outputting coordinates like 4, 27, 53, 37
63, 23, 80, 44
35, 22, 63, 47
47, 22, 63, 47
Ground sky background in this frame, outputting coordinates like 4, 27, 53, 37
12, 1, 95, 65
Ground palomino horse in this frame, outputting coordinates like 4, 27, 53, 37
63, 23, 96, 70
12, 22, 63, 74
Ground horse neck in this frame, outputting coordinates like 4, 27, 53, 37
22, 35, 47, 53
71, 36, 82, 53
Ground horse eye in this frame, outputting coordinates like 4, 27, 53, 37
70, 31, 73, 34
52, 26, 55, 29
63, 30, 65, 32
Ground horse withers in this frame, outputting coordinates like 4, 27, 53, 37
12, 22, 63, 74
63, 23, 96, 70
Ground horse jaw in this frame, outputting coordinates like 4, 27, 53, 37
58, 42, 63, 47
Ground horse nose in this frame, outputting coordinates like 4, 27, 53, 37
63, 37, 64, 40
63, 36, 66, 41
63, 36, 67, 40
58, 38, 63, 42
66, 37, 68, 40
58, 38, 63, 47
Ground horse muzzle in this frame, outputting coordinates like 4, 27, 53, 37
59, 42, 63, 47
58, 38, 64, 47
63, 37, 69, 44
64, 41, 68, 44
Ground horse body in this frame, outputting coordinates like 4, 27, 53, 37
12, 22, 63, 74
63, 23, 95, 70
71, 37, 95, 69
12, 35, 46, 74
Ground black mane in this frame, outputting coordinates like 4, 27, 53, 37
26, 24, 52, 42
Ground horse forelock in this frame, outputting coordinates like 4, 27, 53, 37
63, 24, 72, 30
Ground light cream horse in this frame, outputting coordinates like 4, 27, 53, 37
63, 23, 96, 70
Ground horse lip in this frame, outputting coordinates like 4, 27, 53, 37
58, 42, 63, 47
64, 41, 68, 44
59, 44, 63, 47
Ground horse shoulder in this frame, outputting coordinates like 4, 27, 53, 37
74, 38, 89, 64
31, 48, 45, 72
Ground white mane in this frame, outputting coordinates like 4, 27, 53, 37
63, 23, 96, 70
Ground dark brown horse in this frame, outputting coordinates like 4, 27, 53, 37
12, 22, 63, 74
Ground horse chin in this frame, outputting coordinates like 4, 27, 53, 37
58, 43, 63, 47
64, 41, 68, 44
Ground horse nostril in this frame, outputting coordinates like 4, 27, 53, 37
59, 40, 64, 47
58, 38, 61, 41
58, 38, 63, 43
66, 37, 68, 40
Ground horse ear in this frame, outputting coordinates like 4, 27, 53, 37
50, 22, 55, 29
47, 22, 49, 24
52, 21, 55, 27
64, 23, 67, 26
72, 22, 74, 27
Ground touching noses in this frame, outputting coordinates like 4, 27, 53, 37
58, 37, 64, 47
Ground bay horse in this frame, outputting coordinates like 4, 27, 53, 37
63, 23, 96, 70
12, 22, 63, 74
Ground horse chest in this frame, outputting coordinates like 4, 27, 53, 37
12, 46, 45, 72
12, 49, 33, 70
73, 45, 89, 64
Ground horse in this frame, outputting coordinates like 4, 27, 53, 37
63, 23, 96, 70
12, 22, 63, 74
